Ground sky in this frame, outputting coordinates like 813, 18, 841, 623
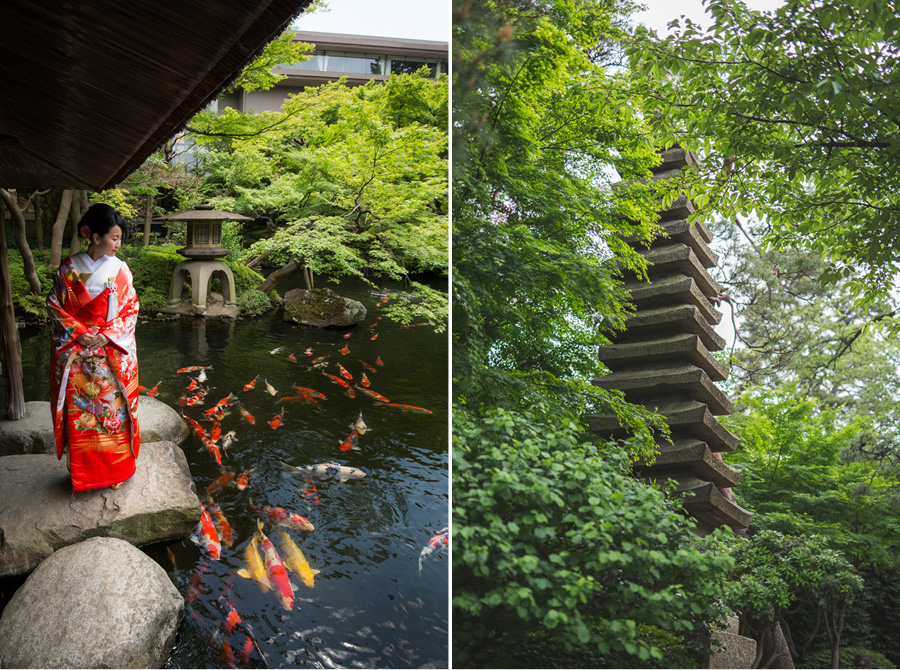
294, 0, 450, 42
633, 0, 785, 33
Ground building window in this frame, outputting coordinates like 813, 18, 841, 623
389, 59, 437, 77
211, 225, 221, 246
194, 223, 209, 245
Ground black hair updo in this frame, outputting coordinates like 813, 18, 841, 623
79, 203, 124, 241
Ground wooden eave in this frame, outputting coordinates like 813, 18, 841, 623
0, 0, 313, 190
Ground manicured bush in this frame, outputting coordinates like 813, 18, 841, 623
237, 289, 274, 317
801, 647, 896, 669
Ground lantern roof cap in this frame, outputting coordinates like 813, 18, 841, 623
159, 206, 253, 222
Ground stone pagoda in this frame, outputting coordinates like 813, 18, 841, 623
162, 205, 253, 317
588, 147, 752, 535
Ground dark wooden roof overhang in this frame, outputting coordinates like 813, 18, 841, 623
0, 0, 313, 190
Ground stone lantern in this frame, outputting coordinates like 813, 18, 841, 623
163, 205, 253, 316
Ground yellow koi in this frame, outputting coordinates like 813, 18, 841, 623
236, 536, 272, 593
280, 532, 320, 589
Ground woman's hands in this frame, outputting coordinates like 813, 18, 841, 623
77, 332, 109, 349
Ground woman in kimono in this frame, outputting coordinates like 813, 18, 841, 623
47, 203, 141, 492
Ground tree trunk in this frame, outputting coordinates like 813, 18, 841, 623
305, 265, 314, 289
68, 189, 83, 256
49, 189, 73, 267
34, 192, 44, 251
259, 256, 300, 294
830, 601, 848, 669
246, 249, 273, 269
0, 189, 41, 294
142, 192, 153, 246
0, 204, 26, 419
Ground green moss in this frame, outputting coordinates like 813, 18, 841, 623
801, 647, 896, 669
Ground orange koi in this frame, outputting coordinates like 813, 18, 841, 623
375, 356, 384, 367
201, 437, 222, 465
208, 419, 222, 442
206, 469, 236, 495
238, 405, 256, 425
339, 344, 349, 355
322, 371, 349, 388
236, 469, 253, 491
359, 360, 378, 373
243, 376, 258, 391
343, 332, 351, 339
293, 385, 327, 400
380, 296, 389, 303
206, 496, 234, 547
355, 385, 390, 403
254, 521, 294, 611
185, 562, 210, 604
346, 386, 356, 399
178, 391, 187, 408
370, 334, 378, 341
196, 503, 221, 560
369, 323, 377, 328
279, 395, 319, 407
177, 365, 212, 373
384, 402, 434, 414
339, 430, 359, 452
268, 409, 285, 430
184, 416, 206, 440
216, 598, 267, 668
337, 364, 352, 381
137, 385, 147, 392
312, 355, 329, 364
250, 499, 315, 532
289, 353, 297, 362
360, 372, 371, 388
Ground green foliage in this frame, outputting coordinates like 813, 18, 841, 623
723, 386, 900, 567
225, 32, 314, 94
801, 647, 896, 670
237, 289, 274, 317
628, 0, 900, 307
90, 188, 139, 220
137, 287, 168, 314
453, 407, 735, 667
8, 249, 54, 319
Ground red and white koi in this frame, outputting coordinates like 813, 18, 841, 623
243, 375, 258, 391
201, 436, 223, 465
177, 365, 212, 373
337, 363, 352, 381
359, 360, 378, 373
370, 334, 378, 341
250, 499, 315, 531
343, 332, 351, 339
254, 520, 296, 611
418, 526, 449, 576
206, 468, 235, 495
384, 402, 434, 414
339, 430, 359, 452
355, 385, 390, 403
147, 381, 161, 397
322, 371, 349, 388
305, 347, 313, 356
339, 344, 349, 355
268, 408, 285, 430
238, 405, 255, 425
206, 496, 235, 547
195, 503, 221, 560
360, 372, 371, 388
293, 385, 327, 400
375, 356, 384, 367
235, 468, 254, 491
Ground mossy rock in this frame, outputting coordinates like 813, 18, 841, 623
282, 287, 367, 327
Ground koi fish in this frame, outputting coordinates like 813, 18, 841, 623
305, 348, 313, 356
236, 468, 255, 491
293, 385, 327, 400
339, 430, 359, 452
370, 334, 378, 341
206, 468, 235, 495
166, 545, 177, 571
339, 344, 349, 355
355, 385, 390, 403
237, 536, 272, 593
147, 381, 161, 397
177, 365, 212, 373
278, 395, 319, 408
304, 481, 320, 507
187, 377, 200, 392
268, 409, 285, 430
184, 561, 211, 604
312, 355, 329, 365
184, 416, 206, 440
238, 405, 256, 425
289, 353, 297, 362
359, 360, 378, 373
197, 368, 208, 384
369, 323, 377, 328
343, 332, 351, 339
201, 436, 223, 465
269, 347, 285, 355
384, 403, 434, 414
351, 411, 369, 435
186, 390, 206, 407
265, 380, 277, 396
255, 520, 296, 611
380, 296, 389, 303
418, 527, 449, 576
206, 496, 235, 547
400, 322, 430, 328
250, 499, 315, 532
178, 391, 188, 408
205, 393, 238, 417
322, 371, 349, 388
346, 386, 356, 399
360, 372, 371, 388
375, 356, 384, 367
243, 376, 258, 391
215, 598, 268, 669
208, 419, 222, 442
281, 461, 366, 482
195, 503, 221, 560
281, 532, 320, 589
221, 431, 237, 452
337, 363, 352, 381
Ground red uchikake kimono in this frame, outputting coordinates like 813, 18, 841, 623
47, 253, 141, 492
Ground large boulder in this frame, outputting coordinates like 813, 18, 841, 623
282, 287, 367, 327
0, 536, 183, 668
0, 397, 188, 457
0, 440, 200, 577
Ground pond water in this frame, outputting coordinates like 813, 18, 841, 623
15, 275, 449, 669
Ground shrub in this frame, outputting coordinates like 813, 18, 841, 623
137, 287, 168, 314
237, 289, 274, 317
8, 249, 54, 320
801, 647, 896, 669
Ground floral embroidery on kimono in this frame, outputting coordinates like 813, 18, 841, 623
47, 253, 141, 492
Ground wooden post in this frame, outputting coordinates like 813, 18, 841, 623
0, 203, 26, 419
142, 193, 153, 246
